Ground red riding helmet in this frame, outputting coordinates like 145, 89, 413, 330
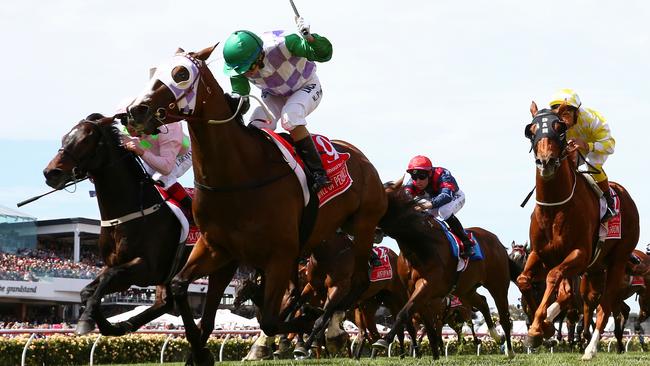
407, 155, 433, 173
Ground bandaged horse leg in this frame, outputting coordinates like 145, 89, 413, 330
242, 331, 276, 361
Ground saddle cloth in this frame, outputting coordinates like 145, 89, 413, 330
369, 246, 393, 282
435, 219, 484, 272
630, 275, 645, 288
155, 186, 197, 245
599, 187, 622, 241
260, 128, 353, 207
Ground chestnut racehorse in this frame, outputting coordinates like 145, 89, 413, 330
519, 103, 639, 360
372, 180, 515, 359
509, 242, 583, 347
43, 115, 188, 336
126, 46, 386, 365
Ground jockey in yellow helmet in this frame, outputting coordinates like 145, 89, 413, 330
549, 88, 616, 222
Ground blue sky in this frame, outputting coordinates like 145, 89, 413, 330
2, 1, 649, 314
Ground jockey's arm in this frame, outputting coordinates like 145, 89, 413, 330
141, 125, 183, 176
582, 108, 615, 155
431, 188, 454, 208
285, 33, 333, 62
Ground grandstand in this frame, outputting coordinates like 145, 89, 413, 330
0, 208, 237, 328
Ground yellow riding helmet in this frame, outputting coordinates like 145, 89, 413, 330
549, 88, 582, 109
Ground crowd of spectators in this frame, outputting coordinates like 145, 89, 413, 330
0, 249, 101, 281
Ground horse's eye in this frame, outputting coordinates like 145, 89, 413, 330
172, 66, 191, 84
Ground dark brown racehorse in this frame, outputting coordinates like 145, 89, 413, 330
43, 115, 187, 336
609, 249, 650, 353
372, 180, 515, 359
126, 46, 387, 365
519, 103, 640, 360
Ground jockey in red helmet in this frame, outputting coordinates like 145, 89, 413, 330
404, 155, 475, 259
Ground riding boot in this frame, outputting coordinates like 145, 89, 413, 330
597, 180, 616, 223
446, 214, 475, 259
295, 136, 331, 192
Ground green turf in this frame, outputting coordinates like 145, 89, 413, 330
100, 352, 650, 366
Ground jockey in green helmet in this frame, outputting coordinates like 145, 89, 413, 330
221, 17, 333, 192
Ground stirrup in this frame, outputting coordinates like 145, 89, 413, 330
461, 243, 475, 259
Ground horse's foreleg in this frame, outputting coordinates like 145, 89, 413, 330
583, 259, 627, 360
171, 240, 233, 366
198, 264, 238, 345
529, 248, 587, 348
372, 278, 431, 351
298, 278, 352, 356
77, 259, 145, 336
517, 251, 545, 318
113, 285, 174, 334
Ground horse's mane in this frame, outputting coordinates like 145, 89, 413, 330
85, 113, 150, 182
379, 182, 446, 261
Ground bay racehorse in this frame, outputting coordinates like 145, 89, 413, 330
43, 114, 188, 336
125, 45, 387, 365
372, 180, 515, 359
519, 103, 640, 360
609, 249, 650, 353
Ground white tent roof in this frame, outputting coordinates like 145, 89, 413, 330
106, 306, 258, 329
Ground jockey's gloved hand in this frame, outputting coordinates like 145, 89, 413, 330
296, 17, 311, 38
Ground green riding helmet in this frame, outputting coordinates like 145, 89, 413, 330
223, 30, 263, 76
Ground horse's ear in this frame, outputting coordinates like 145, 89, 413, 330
195, 43, 220, 61
175, 47, 185, 54
98, 116, 114, 126
530, 101, 539, 117
511, 240, 515, 248
525, 240, 529, 249
395, 175, 405, 189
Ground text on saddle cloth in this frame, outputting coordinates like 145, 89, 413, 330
449, 295, 463, 308
599, 187, 622, 241
369, 246, 393, 282
260, 128, 353, 207
155, 186, 197, 245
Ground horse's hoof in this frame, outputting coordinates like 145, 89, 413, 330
243, 345, 271, 361
293, 346, 308, 358
526, 334, 543, 348
542, 321, 555, 339
75, 320, 95, 335
372, 339, 389, 350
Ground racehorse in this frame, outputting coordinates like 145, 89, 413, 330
233, 233, 417, 359
509, 241, 584, 347
43, 115, 188, 336
519, 103, 640, 360
372, 180, 515, 359
125, 45, 387, 365
609, 249, 650, 353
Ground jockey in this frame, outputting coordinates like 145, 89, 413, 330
222, 18, 333, 191
549, 88, 617, 222
404, 155, 475, 259
121, 121, 194, 221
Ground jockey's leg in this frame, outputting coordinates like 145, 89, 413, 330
445, 215, 474, 258
291, 125, 330, 191
592, 164, 615, 222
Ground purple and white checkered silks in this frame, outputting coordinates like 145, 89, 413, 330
247, 30, 316, 97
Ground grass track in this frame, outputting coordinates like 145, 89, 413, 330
101, 352, 650, 366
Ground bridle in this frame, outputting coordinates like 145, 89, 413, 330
59, 120, 108, 181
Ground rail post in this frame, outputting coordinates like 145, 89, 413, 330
219, 334, 231, 362
160, 334, 173, 363
89, 334, 102, 366
21, 333, 36, 366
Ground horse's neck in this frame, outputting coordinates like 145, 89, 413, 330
535, 160, 576, 204
91, 159, 158, 220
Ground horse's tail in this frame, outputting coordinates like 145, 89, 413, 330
508, 256, 522, 283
